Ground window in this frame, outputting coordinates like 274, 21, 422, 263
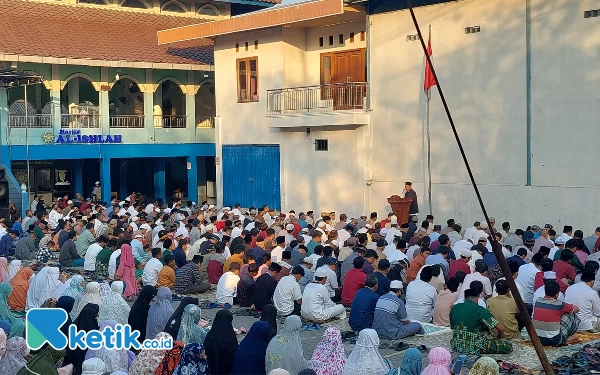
339, 34, 344, 44
350, 32, 355, 43
315, 139, 328, 151
237, 57, 258, 102
319, 37, 324, 47
329, 35, 334, 45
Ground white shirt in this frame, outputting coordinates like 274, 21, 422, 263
274, 275, 302, 315
142, 258, 163, 286
48, 210, 63, 230
458, 272, 492, 299
301, 282, 339, 321
549, 246, 561, 260
515, 263, 540, 305
30, 200, 38, 213
337, 230, 351, 248
313, 265, 338, 297
386, 249, 408, 264
385, 228, 402, 244
463, 226, 479, 244
467, 251, 483, 273
555, 233, 573, 245
84, 243, 103, 271
108, 249, 121, 279
565, 282, 600, 330
216, 271, 240, 304
448, 231, 462, 247
231, 227, 242, 239
405, 279, 437, 322
406, 245, 420, 261
271, 245, 285, 263
452, 240, 472, 259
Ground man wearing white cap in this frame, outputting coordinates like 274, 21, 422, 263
297, 257, 314, 293
565, 271, 600, 331
385, 216, 401, 244
373, 280, 423, 340
283, 223, 295, 247
301, 266, 346, 321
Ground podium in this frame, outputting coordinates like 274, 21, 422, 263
387, 195, 413, 225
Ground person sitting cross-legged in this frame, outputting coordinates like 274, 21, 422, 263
450, 286, 513, 355
273, 265, 305, 316
486, 279, 521, 340
533, 279, 580, 346
373, 280, 423, 340
565, 271, 600, 332
349, 274, 380, 332
301, 267, 346, 322
236, 263, 259, 308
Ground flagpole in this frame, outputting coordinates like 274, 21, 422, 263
426, 25, 433, 216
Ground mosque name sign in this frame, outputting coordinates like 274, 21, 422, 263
55, 129, 123, 144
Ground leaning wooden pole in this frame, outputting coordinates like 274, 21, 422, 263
404, 2, 554, 374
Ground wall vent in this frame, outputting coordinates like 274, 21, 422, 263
315, 139, 328, 151
406, 34, 419, 42
584, 9, 600, 18
465, 26, 481, 34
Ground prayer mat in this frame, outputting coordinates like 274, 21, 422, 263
419, 322, 452, 336
522, 330, 600, 348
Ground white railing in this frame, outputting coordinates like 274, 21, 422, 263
8, 114, 52, 128
110, 115, 145, 128
267, 82, 368, 115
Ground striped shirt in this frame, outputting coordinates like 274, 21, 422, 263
532, 297, 576, 338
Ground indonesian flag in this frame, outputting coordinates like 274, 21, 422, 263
424, 29, 437, 92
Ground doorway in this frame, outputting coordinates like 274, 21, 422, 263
321, 49, 366, 110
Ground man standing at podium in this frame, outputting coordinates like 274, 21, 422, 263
404, 182, 419, 215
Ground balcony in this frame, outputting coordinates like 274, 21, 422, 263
196, 117, 215, 129
154, 115, 187, 129
266, 82, 370, 128
8, 114, 52, 128
61, 105, 100, 128
110, 115, 145, 128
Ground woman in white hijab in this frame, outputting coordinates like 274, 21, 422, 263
341, 329, 389, 375
81, 358, 106, 375
75, 282, 102, 318
98, 281, 130, 325
60, 275, 84, 321
25, 266, 62, 310
265, 315, 307, 375
6, 261, 21, 282
0, 337, 29, 375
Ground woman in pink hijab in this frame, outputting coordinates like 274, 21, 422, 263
0, 258, 8, 283
420, 347, 451, 375
114, 245, 137, 300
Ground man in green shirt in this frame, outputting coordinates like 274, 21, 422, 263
450, 286, 513, 355
95, 240, 118, 278
33, 221, 48, 250
76, 223, 96, 257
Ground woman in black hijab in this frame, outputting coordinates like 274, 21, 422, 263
63, 303, 99, 375
164, 296, 199, 337
128, 285, 157, 344
260, 304, 278, 340
204, 310, 239, 375
56, 296, 75, 338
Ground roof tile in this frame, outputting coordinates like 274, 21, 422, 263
0, 0, 214, 66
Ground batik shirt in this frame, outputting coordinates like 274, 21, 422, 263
449, 298, 499, 354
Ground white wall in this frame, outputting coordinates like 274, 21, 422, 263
214, 27, 367, 214
368, 0, 600, 233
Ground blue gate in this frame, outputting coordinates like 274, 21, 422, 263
222, 145, 281, 209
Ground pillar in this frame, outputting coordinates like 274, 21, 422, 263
74, 160, 83, 196
119, 160, 128, 201
185, 93, 196, 140
153, 86, 163, 129
153, 158, 165, 201
143, 92, 153, 129
50, 89, 62, 132
0, 88, 7, 152
187, 156, 198, 204
99, 90, 109, 133
100, 157, 111, 203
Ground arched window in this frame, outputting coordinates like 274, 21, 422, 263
162, 0, 187, 12
121, 0, 149, 9
79, 0, 109, 4
197, 4, 220, 16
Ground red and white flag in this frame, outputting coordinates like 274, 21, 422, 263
424, 28, 437, 92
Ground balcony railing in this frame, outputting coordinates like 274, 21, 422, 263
154, 115, 187, 129
110, 115, 145, 128
196, 117, 215, 128
61, 114, 100, 128
267, 82, 368, 115
8, 114, 52, 128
